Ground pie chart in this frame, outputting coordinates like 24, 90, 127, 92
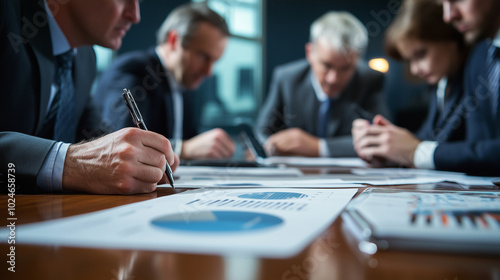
151, 211, 283, 233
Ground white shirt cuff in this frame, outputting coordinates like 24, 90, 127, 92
318, 139, 330, 157
37, 142, 70, 192
413, 141, 438, 169
172, 139, 183, 156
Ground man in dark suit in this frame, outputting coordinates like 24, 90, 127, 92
96, 3, 235, 160
354, 0, 500, 175
256, 11, 386, 158
0, 0, 178, 194
432, 0, 500, 174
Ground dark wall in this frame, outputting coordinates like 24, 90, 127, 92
265, 0, 428, 129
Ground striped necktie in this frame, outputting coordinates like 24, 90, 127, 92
317, 99, 332, 138
46, 51, 76, 143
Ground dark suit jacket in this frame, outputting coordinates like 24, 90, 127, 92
256, 59, 386, 157
417, 71, 465, 143
434, 40, 500, 175
95, 47, 198, 141
0, 0, 100, 192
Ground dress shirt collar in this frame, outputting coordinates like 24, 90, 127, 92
310, 71, 330, 102
493, 28, 500, 48
436, 77, 448, 113
44, 1, 71, 56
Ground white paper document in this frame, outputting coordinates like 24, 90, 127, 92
168, 177, 362, 189
259, 156, 367, 167
345, 177, 447, 186
351, 168, 465, 177
174, 166, 303, 177
350, 168, 495, 186
6, 188, 357, 257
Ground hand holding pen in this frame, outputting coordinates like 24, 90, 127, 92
123, 88, 176, 188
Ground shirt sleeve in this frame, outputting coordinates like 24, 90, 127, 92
37, 142, 70, 192
413, 141, 438, 169
172, 139, 183, 156
318, 138, 330, 157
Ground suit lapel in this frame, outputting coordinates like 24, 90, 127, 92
300, 68, 321, 134
22, 1, 54, 135
160, 66, 175, 137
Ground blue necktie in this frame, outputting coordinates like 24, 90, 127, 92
317, 99, 332, 138
487, 43, 500, 116
47, 51, 76, 143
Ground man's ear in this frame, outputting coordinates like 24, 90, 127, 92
305, 42, 313, 63
166, 30, 179, 49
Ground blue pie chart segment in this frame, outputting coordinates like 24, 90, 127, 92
237, 192, 308, 200
151, 211, 283, 232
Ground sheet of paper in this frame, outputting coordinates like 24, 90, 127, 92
444, 176, 496, 186
260, 156, 367, 167
5, 188, 357, 258
351, 169, 495, 186
174, 166, 303, 177
344, 177, 448, 185
166, 177, 362, 189
351, 168, 465, 177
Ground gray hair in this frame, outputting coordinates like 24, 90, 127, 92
156, 2, 230, 47
310, 11, 368, 55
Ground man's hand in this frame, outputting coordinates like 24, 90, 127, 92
352, 118, 374, 163
181, 128, 235, 159
264, 128, 319, 157
62, 128, 178, 194
353, 115, 421, 167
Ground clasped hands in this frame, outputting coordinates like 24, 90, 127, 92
352, 115, 421, 167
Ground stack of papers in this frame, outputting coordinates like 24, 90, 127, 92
342, 188, 500, 255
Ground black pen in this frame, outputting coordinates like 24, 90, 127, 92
122, 88, 175, 189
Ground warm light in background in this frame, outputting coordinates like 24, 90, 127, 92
368, 58, 389, 73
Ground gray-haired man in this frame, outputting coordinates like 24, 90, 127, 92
256, 11, 386, 157
96, 2, 235, 160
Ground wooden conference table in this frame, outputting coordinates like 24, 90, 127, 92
1, 167, 500, 280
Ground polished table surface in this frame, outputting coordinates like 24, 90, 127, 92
1, 167, 500, 280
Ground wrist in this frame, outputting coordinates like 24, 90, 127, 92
62, 144, 92, 193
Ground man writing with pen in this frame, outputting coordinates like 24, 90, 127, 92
0, 0, 178, 194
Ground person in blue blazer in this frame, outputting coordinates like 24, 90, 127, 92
0, 0, 178, 193
354, 0, 500, 175
353, 0, 468, 168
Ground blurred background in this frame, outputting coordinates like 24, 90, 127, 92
93, 0, 429, 134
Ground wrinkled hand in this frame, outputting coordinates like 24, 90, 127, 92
353, 115, 421, 167
181, 128, 235, 159
62, 128, 177, 194
264, 128, 319, 157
